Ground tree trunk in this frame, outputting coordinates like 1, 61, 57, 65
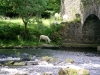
24, 22, 27, 39
22, 17, 28, 39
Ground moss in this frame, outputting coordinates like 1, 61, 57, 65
66, 58, 74, 63
58, 68, 90, 75
67, 68, 78, 75
13, 62, 26, 66
58, 68, 68, 75
49, 57, 57, 63
41, 56, 51, 62
41, 56, 57, 63
5, 60, 14, 66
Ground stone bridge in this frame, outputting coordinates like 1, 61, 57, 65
61, 0, 100, 25
60, 0, 100, 43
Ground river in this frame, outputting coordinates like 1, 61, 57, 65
0, 48, 100, 75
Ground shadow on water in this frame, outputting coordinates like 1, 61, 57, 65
0, 47, 99, 56
0, 48, 54, 57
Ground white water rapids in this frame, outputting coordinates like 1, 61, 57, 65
0, 49, 100, 75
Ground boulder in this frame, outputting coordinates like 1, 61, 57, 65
66, 58, 74, 63
13, 62, 26, 66
5, 60, 14, 66
26, 61, 38, 65
41, 56, 57, 63
58, 65, 90, 75
20, 53, 30, 61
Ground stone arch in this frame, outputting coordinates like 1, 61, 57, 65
82, 14, 100, 43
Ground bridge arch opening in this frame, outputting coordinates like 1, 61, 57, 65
82, 14, 100, 43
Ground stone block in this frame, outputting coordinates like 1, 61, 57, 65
97, 46, 100, 51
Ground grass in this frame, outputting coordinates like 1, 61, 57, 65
0, 17, 62, 47
1, 18, 23, 25
1, 17, 98, 48
42, 19, 51, 27
0, 40, 38, 47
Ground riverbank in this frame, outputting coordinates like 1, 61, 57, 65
61, 43, 100, 49
0, 43, 99, 50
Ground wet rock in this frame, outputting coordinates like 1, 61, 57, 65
41, 56, 51, 62
97, 46, 100, 51
78, 69, 90, 75
13, 62, 26, 66
0, 61, 7, 66
0, 63, 3, 66
31, 56, 36, 61
27, 61, 38, 65
9, 54, 17, 58
58, 65, 90, 75
20, 53, 30, 61
58, 68, 68, 75
41, 56, 57, 63
0, 54, 6, 58
5, 60, 15, 66
42, 72, 52, 75
4, 60, 24, 66
66, 58, 74, 63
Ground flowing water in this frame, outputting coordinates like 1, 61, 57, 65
0, 48, 100, 75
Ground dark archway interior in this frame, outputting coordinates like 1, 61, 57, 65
82, 14, 100, 43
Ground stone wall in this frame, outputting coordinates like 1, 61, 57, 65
61, 0, 100, 24
59, 22, 82, 43
60, 0, 100, 44
61, 0, 81, 21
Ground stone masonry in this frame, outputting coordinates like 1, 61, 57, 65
61, 0, 100, 25
60, 0, 100, 43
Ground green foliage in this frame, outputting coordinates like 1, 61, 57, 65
0, 17, 62, 47
47, 0, 61, 12
0, 0, 61, 16
0, 22, 20, 40
0, 0, 49, 16
49, 24, 62, 44
72, 17, 81, 23
0, 0, 49, 38
30, 21, 62, 44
